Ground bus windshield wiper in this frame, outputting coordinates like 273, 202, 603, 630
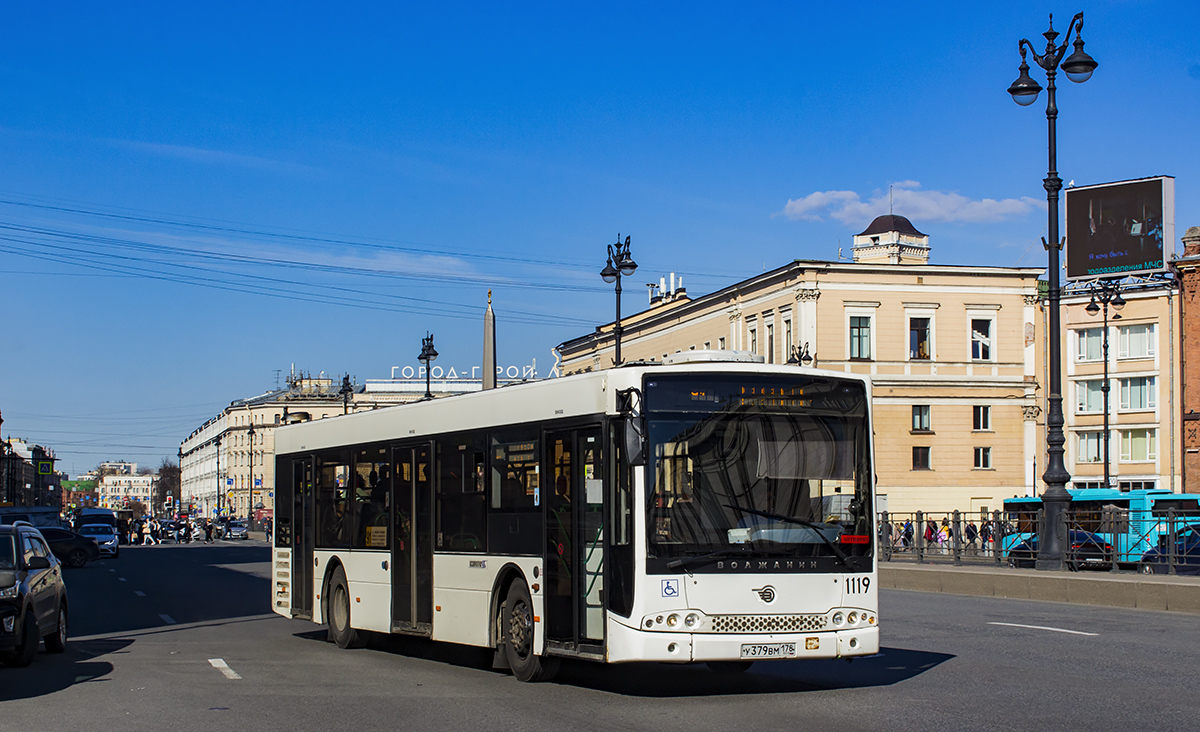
721, 503, 853, 567
666, 549, 753, 570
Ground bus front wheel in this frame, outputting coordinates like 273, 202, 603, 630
503, 581, 559, 682
326, 566, 366, 649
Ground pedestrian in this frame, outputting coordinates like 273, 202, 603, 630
204, 520, 214, 544
903, 520, 913, 549
141, 521, 152, 545
966, 520, 979, 553
981, 520, 993, 557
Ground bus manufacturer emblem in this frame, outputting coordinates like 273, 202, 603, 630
753, 585, 776, 603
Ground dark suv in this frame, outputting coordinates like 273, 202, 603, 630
0, 522, 68, 667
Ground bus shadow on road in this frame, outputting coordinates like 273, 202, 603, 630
549, 646, 953, 696
293, 629, 951, 695
0, 638, 130, 702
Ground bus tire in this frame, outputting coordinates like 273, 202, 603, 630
503, 581, 559, 682
707, 661, 754, 674
326, 566, 366, 649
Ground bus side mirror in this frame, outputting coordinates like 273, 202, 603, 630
625, 418, 646, 467
617, 387, 647, 467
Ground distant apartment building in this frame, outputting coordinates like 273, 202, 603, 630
559, 216, 1045, 514
98, 473, 155, 510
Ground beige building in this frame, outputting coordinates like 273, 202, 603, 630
1056, 278, 1182, 493
560, 216, 1045, 514
98, 473, 155, 510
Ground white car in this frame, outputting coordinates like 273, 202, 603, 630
77, 524, 120, 558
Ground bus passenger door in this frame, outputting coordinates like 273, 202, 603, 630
292, 458, 314, 619
545, 428, 604, 650
392, 445, 433, 634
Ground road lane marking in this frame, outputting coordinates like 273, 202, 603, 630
159, 614, 177, 625
208, 658, 242, 680
134, 591, 146, 597
108, 569, 116, 572
987, 622, 1098, 636
119, 577, 127, 582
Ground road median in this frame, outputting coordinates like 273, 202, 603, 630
880, 562, 1200, 614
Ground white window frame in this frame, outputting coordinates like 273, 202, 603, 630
1117, 323, 1156, 360
906, 310, 937, 361
968, 313, 997, 362
1119, 376, 1157, 411
1076, 431, 1103, 463
972, 405, 991, 431
1075, 327, 1102, 362
912, 405, 931, 432
1119, 428, 1158, 462
973, 446, 992, 470
844, 304, 878, 362
1075, 379, 1104, 414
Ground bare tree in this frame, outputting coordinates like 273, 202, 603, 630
156, 457, 180, 515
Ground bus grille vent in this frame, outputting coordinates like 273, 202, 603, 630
708, 614, 827, 633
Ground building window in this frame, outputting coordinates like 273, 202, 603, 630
912, 405, 931, 432
1076, 328, 1102, 362
973, 447, 992, 469
718, 337, 726, 350
912, 446, 931, 470
1120, 376, 1156, 410
971, 319, 992, 360
784, 319, 793, 357
749, 327, 758, 354
703, 341, 711, 349
1118, 323, 1155, 359
766, 323, 775, 364
1077, 432, 1103, 463
850, 316, 872, 360
1119, 480, 1157, 491
1076, 379, 1104, 413
1120, 428, 1157, 462
909, 317, 931, 360
973, 405, 991, 431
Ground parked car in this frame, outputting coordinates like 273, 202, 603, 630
77, 524, 120, 558
226, 521, 249, 540
1139, 524, 1200, 575
1007, 530, 1114, 571
0, 522, 68, 667
37, 527, 101, 568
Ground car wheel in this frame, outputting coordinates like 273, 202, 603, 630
2, 611, 41, 667
503, 581, 559, 682
67, 549, 88, 569
1139, 562, 1159, 575
44, 604, 67, 654
707, 661, 755, 674
326, 566, 366, 649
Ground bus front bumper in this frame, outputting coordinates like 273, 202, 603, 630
606, 621, 880, 664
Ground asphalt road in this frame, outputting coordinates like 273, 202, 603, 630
3, 541, 1197, 731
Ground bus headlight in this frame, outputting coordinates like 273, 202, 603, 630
847, 611, 858, 625
831, 612, 844, 626
666, 614, 680, 627
684, 613, 699, 628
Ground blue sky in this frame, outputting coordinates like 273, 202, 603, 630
1, 2, 1197, 477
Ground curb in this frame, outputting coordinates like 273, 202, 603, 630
880, 563, 1200, 614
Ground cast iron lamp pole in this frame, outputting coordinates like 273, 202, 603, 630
1008, 11, 1097, 571
1085, 281, 1125, 490
786, 342, 813, 367
600, 234, 637, 366
246, 421, 255, 522
418, 333, 438, 400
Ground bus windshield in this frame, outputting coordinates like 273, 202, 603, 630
644, 374, 873, 570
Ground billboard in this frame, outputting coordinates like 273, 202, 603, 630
1065, 176, 1175, 280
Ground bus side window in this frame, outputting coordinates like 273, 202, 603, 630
436, 435, 487, 552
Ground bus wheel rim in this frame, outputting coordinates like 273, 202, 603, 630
509, 600, 532, 657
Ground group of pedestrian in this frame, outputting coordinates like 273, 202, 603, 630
884, 516, 997, 556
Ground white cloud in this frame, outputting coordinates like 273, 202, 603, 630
781, 181, 1043, 225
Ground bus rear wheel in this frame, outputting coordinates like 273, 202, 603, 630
503, 581, 559, 682
326, 566, 366, 649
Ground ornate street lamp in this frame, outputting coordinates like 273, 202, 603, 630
1008, 11, 1097, 571
600, 234, 637, 366
786, 342, 813, 367
1084, 281, 1125, 490
246, 420, 256, 522
340, 374, 353, 415
418, 333, 438, 400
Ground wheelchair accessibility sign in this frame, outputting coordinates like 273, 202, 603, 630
661, 579, 680, 598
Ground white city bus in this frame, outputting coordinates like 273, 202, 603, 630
271, 352, 878, 681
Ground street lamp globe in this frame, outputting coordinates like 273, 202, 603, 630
1008, 57, 1042, 106
1062, 36, 1098, 83
600, 258, 619, 284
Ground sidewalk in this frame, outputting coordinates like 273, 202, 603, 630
880, 561, 1200, 614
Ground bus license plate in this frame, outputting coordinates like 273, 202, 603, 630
740, 643, 796, 659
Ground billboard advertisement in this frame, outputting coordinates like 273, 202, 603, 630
1065, 176, 1175, 280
